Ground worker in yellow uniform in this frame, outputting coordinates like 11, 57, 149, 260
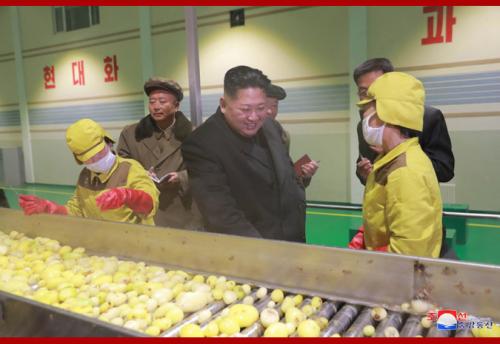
350, 72, 442, 258
18, 119, 159, 225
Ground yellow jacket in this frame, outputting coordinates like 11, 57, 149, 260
65, 156, 159, 225
363, 138, 442, 257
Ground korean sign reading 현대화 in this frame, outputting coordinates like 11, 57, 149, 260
42, 55, 120, 91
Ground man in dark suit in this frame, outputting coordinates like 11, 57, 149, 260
182, 66, 306, 242
351, 58, 456, 259
265, 83, 319, 186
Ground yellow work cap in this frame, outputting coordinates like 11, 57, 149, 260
356, 72, 425, 132
66, 119, 114, 164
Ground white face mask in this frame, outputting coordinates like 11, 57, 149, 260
85, 149, 116, 174
362, 113, 385, 147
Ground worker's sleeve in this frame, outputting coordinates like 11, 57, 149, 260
281, 128, 291, 153
176, 169, 190, 195
301, 176, 312, 188
65, 190, 84, 217
116, 129, 132, 159
182, 140, 261, 238
127, 164, 160, 219
420, 108, 455, 183
385, 168, 441, 257
275, 121, 312, 188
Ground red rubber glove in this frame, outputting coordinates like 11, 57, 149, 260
375, 245, 388, 252
348, 225, 365, 249
348, 225, 388, 251
95, 188, 153, 215
18, 194, 67, 216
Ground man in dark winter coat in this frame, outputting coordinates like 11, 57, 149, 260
182, 66, 306, 242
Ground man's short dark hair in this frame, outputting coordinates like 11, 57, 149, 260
224, 65, 270, 98
353, 58, 394, 84
266, 84, 287, 100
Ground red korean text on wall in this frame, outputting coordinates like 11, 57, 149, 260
421, 6, 456, 45
72, 60, 85, 86
104, 55, 119, 83
43, 65, 56, 89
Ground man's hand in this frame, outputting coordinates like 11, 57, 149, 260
301, 161, 319, 178
356, 157, 373, 182
165, 172, 180, 184
148, 168, 179, 184
18, 194, 67, 216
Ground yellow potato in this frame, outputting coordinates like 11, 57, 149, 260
297, 319, 321, 337
179, 323, 204, 337
264, 322, 289, 337
271, 289, 284, 303
175, 291, 209, 312
228, 304, 259, 328
218, 316, 240, 336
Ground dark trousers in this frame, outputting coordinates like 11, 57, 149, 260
0, 189, 9, 208
440, 223, 459, 260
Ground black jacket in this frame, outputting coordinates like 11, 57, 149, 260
356, 105, 454, 184
182, 109, 306, 242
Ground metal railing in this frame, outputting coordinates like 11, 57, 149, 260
307, 202, 500, 220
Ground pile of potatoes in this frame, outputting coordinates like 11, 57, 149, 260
0, 230, 325, 337
3, 230, 496, 337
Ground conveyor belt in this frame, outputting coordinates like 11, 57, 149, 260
0, 208, 498, 337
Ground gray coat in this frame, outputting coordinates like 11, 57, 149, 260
117, 112, 202, 230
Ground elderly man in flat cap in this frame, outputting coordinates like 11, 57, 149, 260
117, 77, 202, 230
265, 83, 319, 186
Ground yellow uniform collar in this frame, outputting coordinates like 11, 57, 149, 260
89, 154, 120, 183
373, 137, 419, 173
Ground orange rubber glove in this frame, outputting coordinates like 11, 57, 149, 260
95, 188, 153, 215
18, 194, 68, 216
348, 225, 388, 252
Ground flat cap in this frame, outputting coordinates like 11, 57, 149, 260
266, 83, 287, 100
144, 77, 183, 102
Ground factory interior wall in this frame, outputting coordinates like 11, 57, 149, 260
0, 6, 499, 212
0, 9, 21, 149
150, 6, 351, 202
